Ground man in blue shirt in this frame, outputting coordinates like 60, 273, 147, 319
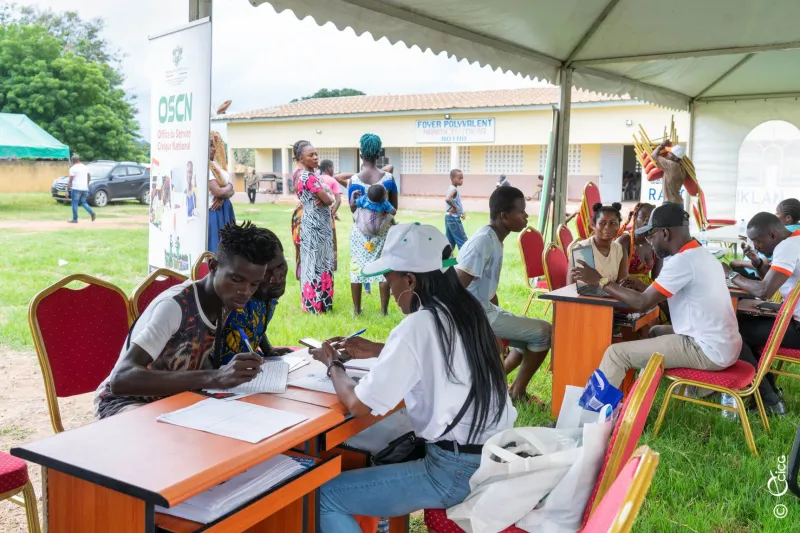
221, 229, 290, 363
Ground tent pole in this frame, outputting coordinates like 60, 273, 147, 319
685, 100, 696, 214
552, 67, 573, 242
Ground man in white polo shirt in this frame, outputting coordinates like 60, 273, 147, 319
723, 212, 800, 417
573, 203, 742, 387
67, 154, 96, 223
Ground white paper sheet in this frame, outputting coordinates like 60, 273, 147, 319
288, 369, 367, 394
156, 398, 308, 443
344, 358, 378, 372
206, 360, 289, 396
264, 355, 310, 373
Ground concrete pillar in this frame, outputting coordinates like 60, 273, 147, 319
450, 145, 459, 173
281, 147, 290, 196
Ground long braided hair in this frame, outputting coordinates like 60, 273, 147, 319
621, 202, 654, 257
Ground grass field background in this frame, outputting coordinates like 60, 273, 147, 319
0, 194, 798, 532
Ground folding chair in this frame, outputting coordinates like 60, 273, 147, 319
129, 268, 187, 319
0, 452, 40, 533
424, 354, 664, 533
518, 226, 548, 315
191, 251, 216, 280
653, 283, 800, 455
582, 446, 660, 533
772, 346, 800, 382
556, 223, 573, 253
28, 274, 133, 433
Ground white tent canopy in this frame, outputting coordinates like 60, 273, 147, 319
250, 0, 800, 110
242, 0, 800, 225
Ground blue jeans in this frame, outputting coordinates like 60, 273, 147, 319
70, 190, 94, 221
319, 443, 481, 532
444, 215, 468, 250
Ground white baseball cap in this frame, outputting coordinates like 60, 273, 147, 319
361, 223, 458, 277
670, 145, 685, 159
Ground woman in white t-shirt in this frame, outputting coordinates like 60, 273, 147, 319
310, 223, 516, 532
567, 202, 628, 285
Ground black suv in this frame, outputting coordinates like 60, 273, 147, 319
51, 161, 151, 207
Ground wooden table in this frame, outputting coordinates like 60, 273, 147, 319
540, 284, 747, 418
11, 392, 344, 533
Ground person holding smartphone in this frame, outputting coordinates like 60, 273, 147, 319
723, 212, 800, 417
308, 223, 515, 532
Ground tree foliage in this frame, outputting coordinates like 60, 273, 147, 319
0, 5, 144, 161
234, 148, 255, 168
290, 88, 365, 103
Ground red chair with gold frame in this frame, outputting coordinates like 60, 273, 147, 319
28, 274, 133, 433
556, 223, 574, 253
772, 346, 800, 383
424, 354, 664, 533
191, 251, 216, 280
582, 446, 660, 533
653, 283, 800, 455
129, 268, 188, 319
0, 452, 40, 533
518, 226, 548, 315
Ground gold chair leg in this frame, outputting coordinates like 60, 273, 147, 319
753, 391, 770, 434
735, 394, 758, 456
523, 291, 534, 316
654, 381, 682, 436
544, 301, 552, 315
22, 481, 41, 533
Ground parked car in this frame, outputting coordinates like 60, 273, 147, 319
51, 161, 151, 207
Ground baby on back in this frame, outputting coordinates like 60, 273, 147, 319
353, 184, 397, 236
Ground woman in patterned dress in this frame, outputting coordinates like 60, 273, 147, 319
349, 133, 399, 316
294, 140, 335, 314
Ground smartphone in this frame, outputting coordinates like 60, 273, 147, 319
755, 302, 781, 312
299, 338, 322, 349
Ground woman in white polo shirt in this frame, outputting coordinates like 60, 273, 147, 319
310, 223, 516, 532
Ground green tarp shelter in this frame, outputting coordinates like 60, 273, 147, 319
0, 113, 69, 159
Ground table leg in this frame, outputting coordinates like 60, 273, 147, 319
551, 302, 614, 418
47, 469, 146, 533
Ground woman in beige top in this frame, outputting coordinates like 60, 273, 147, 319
567, 202, 628, 284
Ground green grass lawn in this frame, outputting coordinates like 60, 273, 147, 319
0, 195, 798, 532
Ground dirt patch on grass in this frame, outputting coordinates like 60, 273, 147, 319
0, 350, 94, 532
0, 215, 147, 233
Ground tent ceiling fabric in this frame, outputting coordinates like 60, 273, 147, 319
250, 0, 800, 110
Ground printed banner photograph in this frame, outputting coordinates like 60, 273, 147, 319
148, 19, 212, 273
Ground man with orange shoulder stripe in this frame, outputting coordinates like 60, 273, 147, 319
722, 212, 800, 416
573, 203, 741, 387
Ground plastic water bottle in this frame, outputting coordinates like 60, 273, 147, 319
699, 227, 708, 248
738, 218, 747, 234
377, 518, 389, 533
721, 394, 739, 420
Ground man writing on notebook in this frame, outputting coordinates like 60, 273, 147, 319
572, 203, 741, 387
220, 228, 291, 363
94, 222, 278, 419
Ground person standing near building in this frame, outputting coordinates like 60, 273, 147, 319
319, 160, 343, 271
444, 169, 468, 250
246, 169, 259, 204
67, 154, 95, 223
651, 141, 686, 205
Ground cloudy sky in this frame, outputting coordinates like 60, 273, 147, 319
14, 0, 544, 140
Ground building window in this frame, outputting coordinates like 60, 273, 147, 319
458, 146, 471, 173
434, 147, 450, 174
401, 147, 423, 174
538, 146, 549, 174
317, 149, 339, 172
485, 145, 524, 174
568, 144, 582, 174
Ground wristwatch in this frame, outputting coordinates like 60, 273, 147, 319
728, 271, 739, 281
598, 277, 610, 288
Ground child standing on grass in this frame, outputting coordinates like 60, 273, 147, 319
445, 169, 468, 250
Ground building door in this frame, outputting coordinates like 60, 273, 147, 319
599, 144, 624, 203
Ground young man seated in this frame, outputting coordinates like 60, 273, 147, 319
456, 186, 552, 401
94, 222, 278, 419
573, 203, 742, 387
221, 229, 291, 362
723, 212, 800, 417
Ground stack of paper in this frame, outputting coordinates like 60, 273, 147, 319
156, 454, 313, 523
206, 360, 290, 396
264, 354, 310, 373
157, 398, 308, 443
288, 369, 367, 394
